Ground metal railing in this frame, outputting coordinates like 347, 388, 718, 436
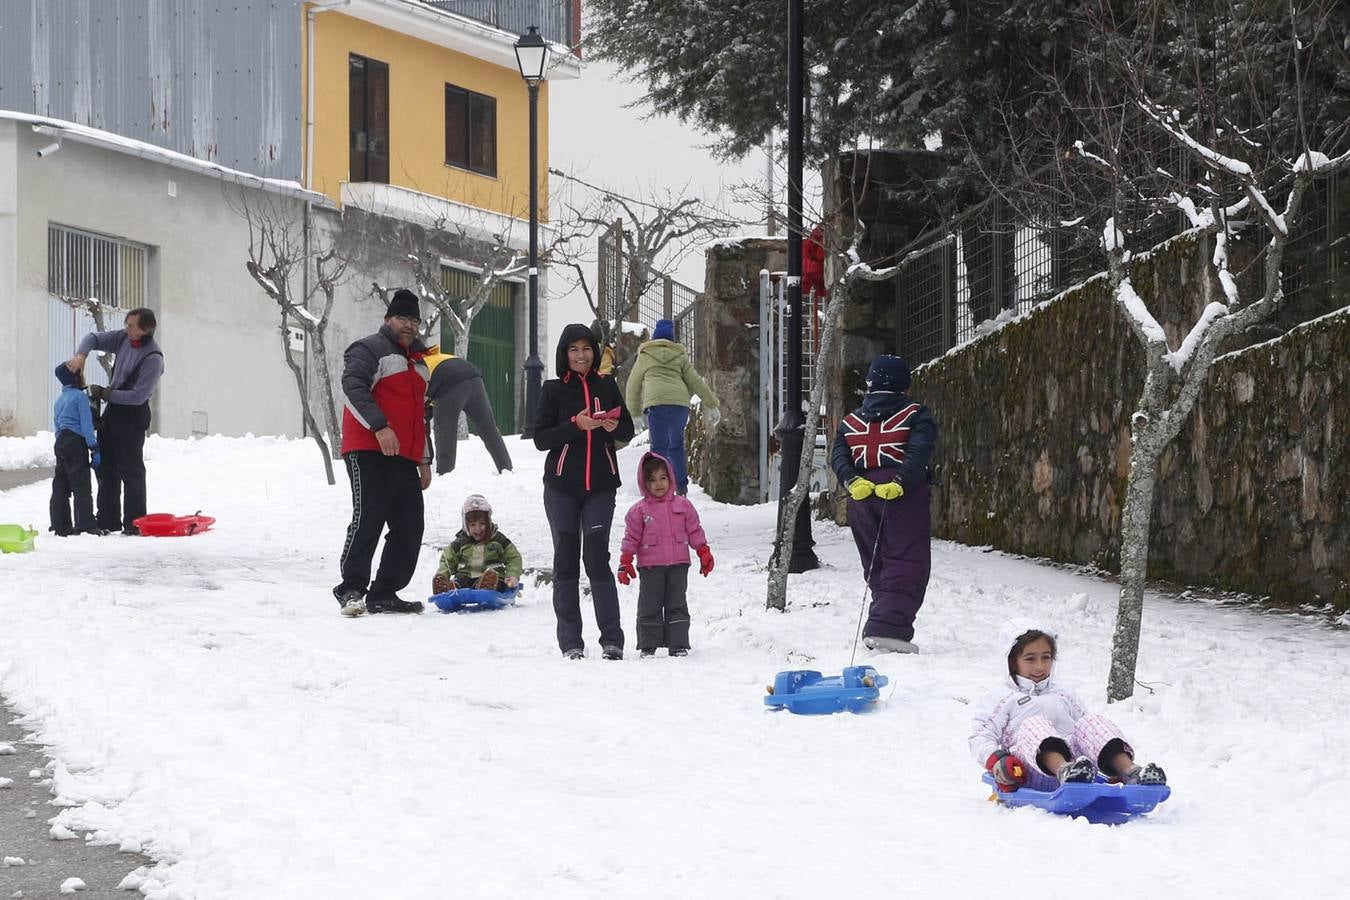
891, 168, 1344, 368
421, 1, 574, 47
597, 221, 702, 337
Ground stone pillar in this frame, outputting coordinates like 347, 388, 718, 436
688, 238, 786, 504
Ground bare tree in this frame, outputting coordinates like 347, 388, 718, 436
551, 169, 738, 364
1032, 0, 1350, 700
236, 194, 347, 485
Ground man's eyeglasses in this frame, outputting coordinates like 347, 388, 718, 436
392, 315, 421, 326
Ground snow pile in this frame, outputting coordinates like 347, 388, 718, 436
0, 432, 57, 469
0, 434, 1346, 898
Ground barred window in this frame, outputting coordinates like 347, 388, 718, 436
47, 224, 148, 310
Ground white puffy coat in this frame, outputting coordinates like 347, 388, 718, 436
967, 619, 1089, 765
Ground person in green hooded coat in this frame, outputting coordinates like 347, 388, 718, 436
624, 319, 720, 495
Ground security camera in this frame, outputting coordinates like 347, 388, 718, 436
36, 141, 61, 158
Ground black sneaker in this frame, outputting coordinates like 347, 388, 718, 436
639, 649, 656, 658
366, 594, 423, 615
562, 647, 584, 660
334, 588, 367, 617
601, 645, 623, 660
669, 648, 689, 658
1057, 756, 1097, 784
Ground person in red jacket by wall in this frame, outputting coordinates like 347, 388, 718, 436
332, 289, 433, 617
802, 224, 830, 301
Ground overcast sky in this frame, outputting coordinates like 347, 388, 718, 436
545, 56, 767, 350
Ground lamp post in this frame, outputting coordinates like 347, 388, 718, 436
515, 25, 548, 438
773, 0, 819, 573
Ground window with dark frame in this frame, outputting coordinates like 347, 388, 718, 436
349, 53, 390, 184
445, 84, 497, 177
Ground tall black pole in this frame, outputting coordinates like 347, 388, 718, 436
521, 79, 545, 438
773, 0, 818, 573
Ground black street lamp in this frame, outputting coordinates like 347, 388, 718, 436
773, 0, 819, 573
515, 25, 548, 438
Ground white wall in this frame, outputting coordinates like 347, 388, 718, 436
6, 127, 305, 438
0, 123, 19, 433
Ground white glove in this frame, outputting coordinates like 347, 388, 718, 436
705, 407, 722, 427
635, 413, 646, 430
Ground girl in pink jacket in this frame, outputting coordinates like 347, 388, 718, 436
969, 619, 1167, 792
617, 453, 714, 657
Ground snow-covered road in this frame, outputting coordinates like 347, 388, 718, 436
2, 434, 1346, 898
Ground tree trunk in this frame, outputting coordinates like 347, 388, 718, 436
1107, 418, 1164, 701
767, 281, 850, 610
310, 328, 342, 463
282, 327, 335, 485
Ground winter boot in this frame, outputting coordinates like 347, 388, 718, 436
562, 647, 585, 660
476, 569, 500, 591
863, 635, 919, 654
601, 645, 623, 661
1122, 763, 1167, 786
1057, 756, 1098, 784
668, 648, 689, 657
366, 594, 424, 615
639, 649, 656, 658
334, 587, 367, 618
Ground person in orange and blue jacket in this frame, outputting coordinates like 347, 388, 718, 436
533, 323, 635, 660
332, 289, 434, 618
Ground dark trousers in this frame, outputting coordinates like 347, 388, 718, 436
543, 483, 623, 652
646, 404, 690, 493
432, 376, 513, 475
636, 564, 691, 651
49, 429, 95, 535
336, 451, 425, 601
848, 479, 932, 642
96, 403, 150, 532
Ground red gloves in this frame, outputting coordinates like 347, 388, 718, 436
986, 751, 1027, 792
617, 553, 637, 586
696, 544, 715, 577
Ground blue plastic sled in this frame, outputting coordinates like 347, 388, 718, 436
763, 666, 888, 715
429, 587, 519, 613
982, 773, 1170, 825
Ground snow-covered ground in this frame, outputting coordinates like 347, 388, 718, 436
1, 434, 1346, 899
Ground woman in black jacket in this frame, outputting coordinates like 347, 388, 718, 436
534, 324, 636, 659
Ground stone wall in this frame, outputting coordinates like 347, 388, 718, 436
916, 236, 1349, 609
688, 238, 786, 504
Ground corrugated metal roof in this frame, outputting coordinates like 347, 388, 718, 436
0, 0, 303, 181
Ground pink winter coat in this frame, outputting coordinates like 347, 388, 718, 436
620, 452, 708, 567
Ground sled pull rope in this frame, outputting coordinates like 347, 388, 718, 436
849, 501, 889, 668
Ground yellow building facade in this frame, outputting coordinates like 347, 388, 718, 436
303, 2, 557, 221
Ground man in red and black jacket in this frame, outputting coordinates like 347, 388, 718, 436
533, 323, 635, 658
333, 289, 433, 617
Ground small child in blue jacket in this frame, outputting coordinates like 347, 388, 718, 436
50, 364, 101, 536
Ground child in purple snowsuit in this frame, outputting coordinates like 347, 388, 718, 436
970, 620, 1168, 792
830, 355, 937, 653
617, 452, 714, 657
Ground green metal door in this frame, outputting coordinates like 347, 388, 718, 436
440, 268, 518, 434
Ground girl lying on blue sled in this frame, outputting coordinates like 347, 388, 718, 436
969, 620, 1167, 792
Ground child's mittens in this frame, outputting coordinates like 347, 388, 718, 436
986, 751, 1027, 792
696, 544, 715, 577
847, 477, 876, 500
617, 553, 637, 586
874, 480, 903, 500
432, 574, 452, 594
90, 449, 101, 469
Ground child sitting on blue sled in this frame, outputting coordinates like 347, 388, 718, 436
969, 620, 1167, 792
432, 495, 522, 594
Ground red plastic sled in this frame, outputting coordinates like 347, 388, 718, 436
132, 513, 215, 537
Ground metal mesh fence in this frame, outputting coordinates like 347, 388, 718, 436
892, 169, 1343, 368
597, 222, 702, 338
